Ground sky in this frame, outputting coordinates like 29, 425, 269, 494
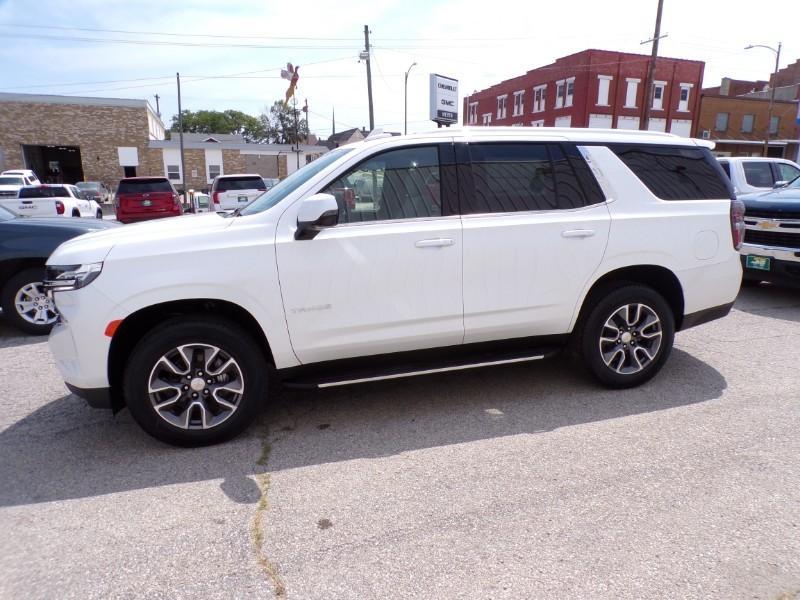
0, 0, 796, 139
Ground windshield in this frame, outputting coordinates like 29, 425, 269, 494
238, 147, 354, 216
0, 177, 24, 186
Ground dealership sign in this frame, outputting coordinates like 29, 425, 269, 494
429, 74, 459, 125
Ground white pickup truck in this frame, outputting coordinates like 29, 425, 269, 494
0, 184, 103, 218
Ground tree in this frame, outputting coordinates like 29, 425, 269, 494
170, 109, 267, 142
260, 101, 309, 145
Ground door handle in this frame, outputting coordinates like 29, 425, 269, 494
561, 229, 596, 238
415, 238, 454, 248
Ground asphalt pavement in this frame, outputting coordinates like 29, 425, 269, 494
1, 285, 799, 599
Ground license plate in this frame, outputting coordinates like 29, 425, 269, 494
745, 255, 771, 271
238, 195, 248, 203
142, 199, 152, 207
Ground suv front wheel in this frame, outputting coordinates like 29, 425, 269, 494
123, 318, 266, 446
579, 284, 675, 388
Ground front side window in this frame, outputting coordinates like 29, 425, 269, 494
777, 162, 800, 183
610, 144, 733, 200
322, 146, 441, 224
464, 143, 604, 214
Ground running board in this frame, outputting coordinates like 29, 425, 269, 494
281, 345, 562, 389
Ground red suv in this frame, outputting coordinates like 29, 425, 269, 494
115, 177, 182, 224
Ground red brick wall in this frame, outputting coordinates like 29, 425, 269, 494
463, 49, 704, 131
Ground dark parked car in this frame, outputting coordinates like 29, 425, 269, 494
115, 177, 182, 224
0, 205, 119, 335
740, 175, 800, 287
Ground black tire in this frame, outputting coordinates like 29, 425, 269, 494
96, 209, 103, 219
0, 267, 59, 335
71, 209, 80, 218
123, 317, 267, 446
578, 284, 675, 388
740, 278, 760, 287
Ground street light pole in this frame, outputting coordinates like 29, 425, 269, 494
745, 42, 782, 157
404, 62, 417, 135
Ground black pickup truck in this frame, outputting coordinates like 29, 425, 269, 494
0, 205, 119, 335
740, 176, 800, 287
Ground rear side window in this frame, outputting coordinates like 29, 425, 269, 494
742, 162, 774, 187
464, 143, 604, 214
215, 176, 265, 192
610, 144, 733, 200
117, 179, 173, 194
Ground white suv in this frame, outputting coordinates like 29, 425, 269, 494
46, 128, 743, 446
210, 173, 267, 211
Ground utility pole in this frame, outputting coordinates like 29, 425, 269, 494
153, 93, 161, 117
293, 96, 300, 171
362, 25, 375, 131
176, 73, 186, 204
640, 0, 666, 131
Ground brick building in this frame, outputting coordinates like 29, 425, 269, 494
0, 92, 165, 190
0, 93, 328, 194
463, 49, 704, 136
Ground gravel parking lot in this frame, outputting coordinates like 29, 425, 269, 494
1, 286, 799, 599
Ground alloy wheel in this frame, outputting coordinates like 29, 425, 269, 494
598, 303, 663, 375
14, 282, 58, 326
147, 343, 245, 430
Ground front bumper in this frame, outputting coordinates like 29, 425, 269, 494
66, 383, 113, 409
740, 244, 800, 287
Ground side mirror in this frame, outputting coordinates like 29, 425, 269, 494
773, 180, 788, 189
296, 193, 339, 240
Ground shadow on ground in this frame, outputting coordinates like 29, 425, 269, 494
0, 348, 725, 508
734, 284, 800, 323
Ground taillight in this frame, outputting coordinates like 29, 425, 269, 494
173, 193, 180, 208
730, 198, 745, 250
55, 200, 65, 215
212, 191, 220, 206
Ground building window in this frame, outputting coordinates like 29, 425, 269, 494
597, 75, 612, 106
468, 102, 478, 125
678, 84, 692, 111
533, 85, 547, 112
555, 80, 565, 109
208, 164, 221, 180
531, 119, 545, 127
769, 116, 780, 134
512, 91, 524, 117
652, 82, 665, 110
715, 112, 729, 132
625, 79, 640, 108
565, 77, 575, 108
497, 95, 507, 119
167, 165, 181, 180
482, 113, 492, 125
741, 114, 755, 133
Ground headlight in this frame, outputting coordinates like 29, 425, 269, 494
44, 262, 103, 292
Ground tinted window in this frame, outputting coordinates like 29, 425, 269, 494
719, 161, 731, 178
216, 176, 265, 191
609, 144, 733, 200
742, 162, 774, 187
465, 143, 603, 213
322, 146, 441, 223
0, 177, 24, 185
19, 186, 69, 198
117, 179, 173, 194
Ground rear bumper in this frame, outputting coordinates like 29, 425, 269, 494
66, 383, 113, 409
117, 210, 182, 224
680, 301, 735, 331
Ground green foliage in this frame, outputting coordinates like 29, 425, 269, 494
170, 103, 309, 145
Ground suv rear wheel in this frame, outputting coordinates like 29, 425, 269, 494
579, 284, 675, 388
123, 317, 266, 446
